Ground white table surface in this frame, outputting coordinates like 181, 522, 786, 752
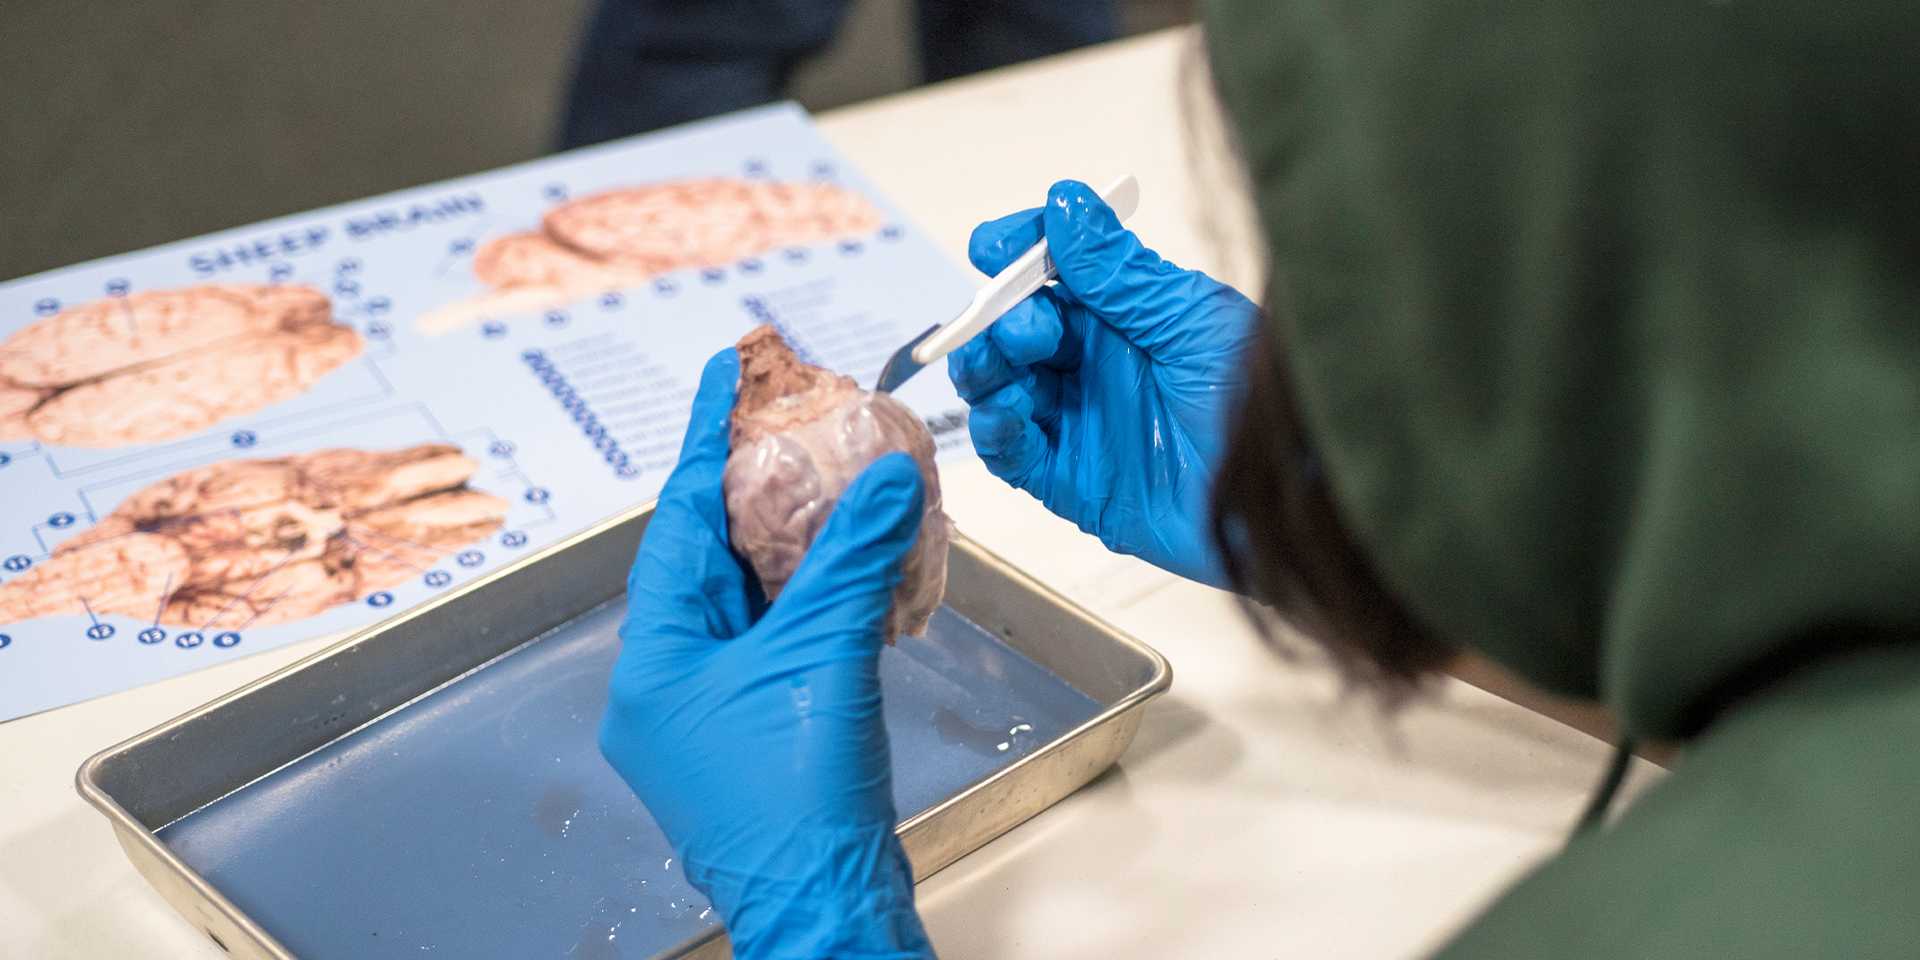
0, 28, 1657, 959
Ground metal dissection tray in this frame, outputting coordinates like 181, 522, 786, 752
78, 505, 1170, 959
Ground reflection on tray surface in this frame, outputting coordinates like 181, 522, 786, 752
158, 602, 1097, 959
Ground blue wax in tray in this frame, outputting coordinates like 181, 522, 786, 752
158, 603, 1100, 959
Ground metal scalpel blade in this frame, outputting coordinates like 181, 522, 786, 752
874, 322, 941, 394
870, 174, 1139, 394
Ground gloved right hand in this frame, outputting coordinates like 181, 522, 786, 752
948, 179, 1260, 588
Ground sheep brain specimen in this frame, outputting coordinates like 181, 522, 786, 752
0, 444, 506, 632
722, 326, 947, 639
0, 284, 362, 448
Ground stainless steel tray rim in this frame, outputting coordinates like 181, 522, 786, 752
76, 499, 1172, 960
898, 539, 1173, 833
75, 505, 663, 959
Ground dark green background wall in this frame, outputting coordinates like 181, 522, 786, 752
0, 0, 1185, 282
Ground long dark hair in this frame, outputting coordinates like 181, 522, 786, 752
1208, 329, 1458, 703
1179, 35, 1457, 703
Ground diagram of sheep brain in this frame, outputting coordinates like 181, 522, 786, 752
0, 104, 976, 721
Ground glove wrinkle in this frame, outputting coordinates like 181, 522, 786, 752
691, 823, 931, 960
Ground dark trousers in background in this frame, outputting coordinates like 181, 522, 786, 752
559, 0, 1117, 149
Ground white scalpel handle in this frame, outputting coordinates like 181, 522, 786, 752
911, 175, 1139, 366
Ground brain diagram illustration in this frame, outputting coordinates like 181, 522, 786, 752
0, 284, 362, 447
0, 445, 505, 632
0, 105, 976, 721
420, 177, 885, 334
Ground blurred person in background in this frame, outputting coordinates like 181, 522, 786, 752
560, 0, 1117, 148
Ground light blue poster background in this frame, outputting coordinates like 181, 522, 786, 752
0, 104, 977, 722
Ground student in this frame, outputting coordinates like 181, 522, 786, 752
598, 0, 1920, 955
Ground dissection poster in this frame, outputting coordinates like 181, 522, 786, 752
0, 103, 977, 722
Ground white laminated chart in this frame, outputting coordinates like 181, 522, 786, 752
0, 104, 977, 722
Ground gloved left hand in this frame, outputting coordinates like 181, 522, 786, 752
599, 348, 936, 960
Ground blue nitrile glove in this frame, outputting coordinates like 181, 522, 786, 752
948, 179, 1261, 588
600, 348, 935, 960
